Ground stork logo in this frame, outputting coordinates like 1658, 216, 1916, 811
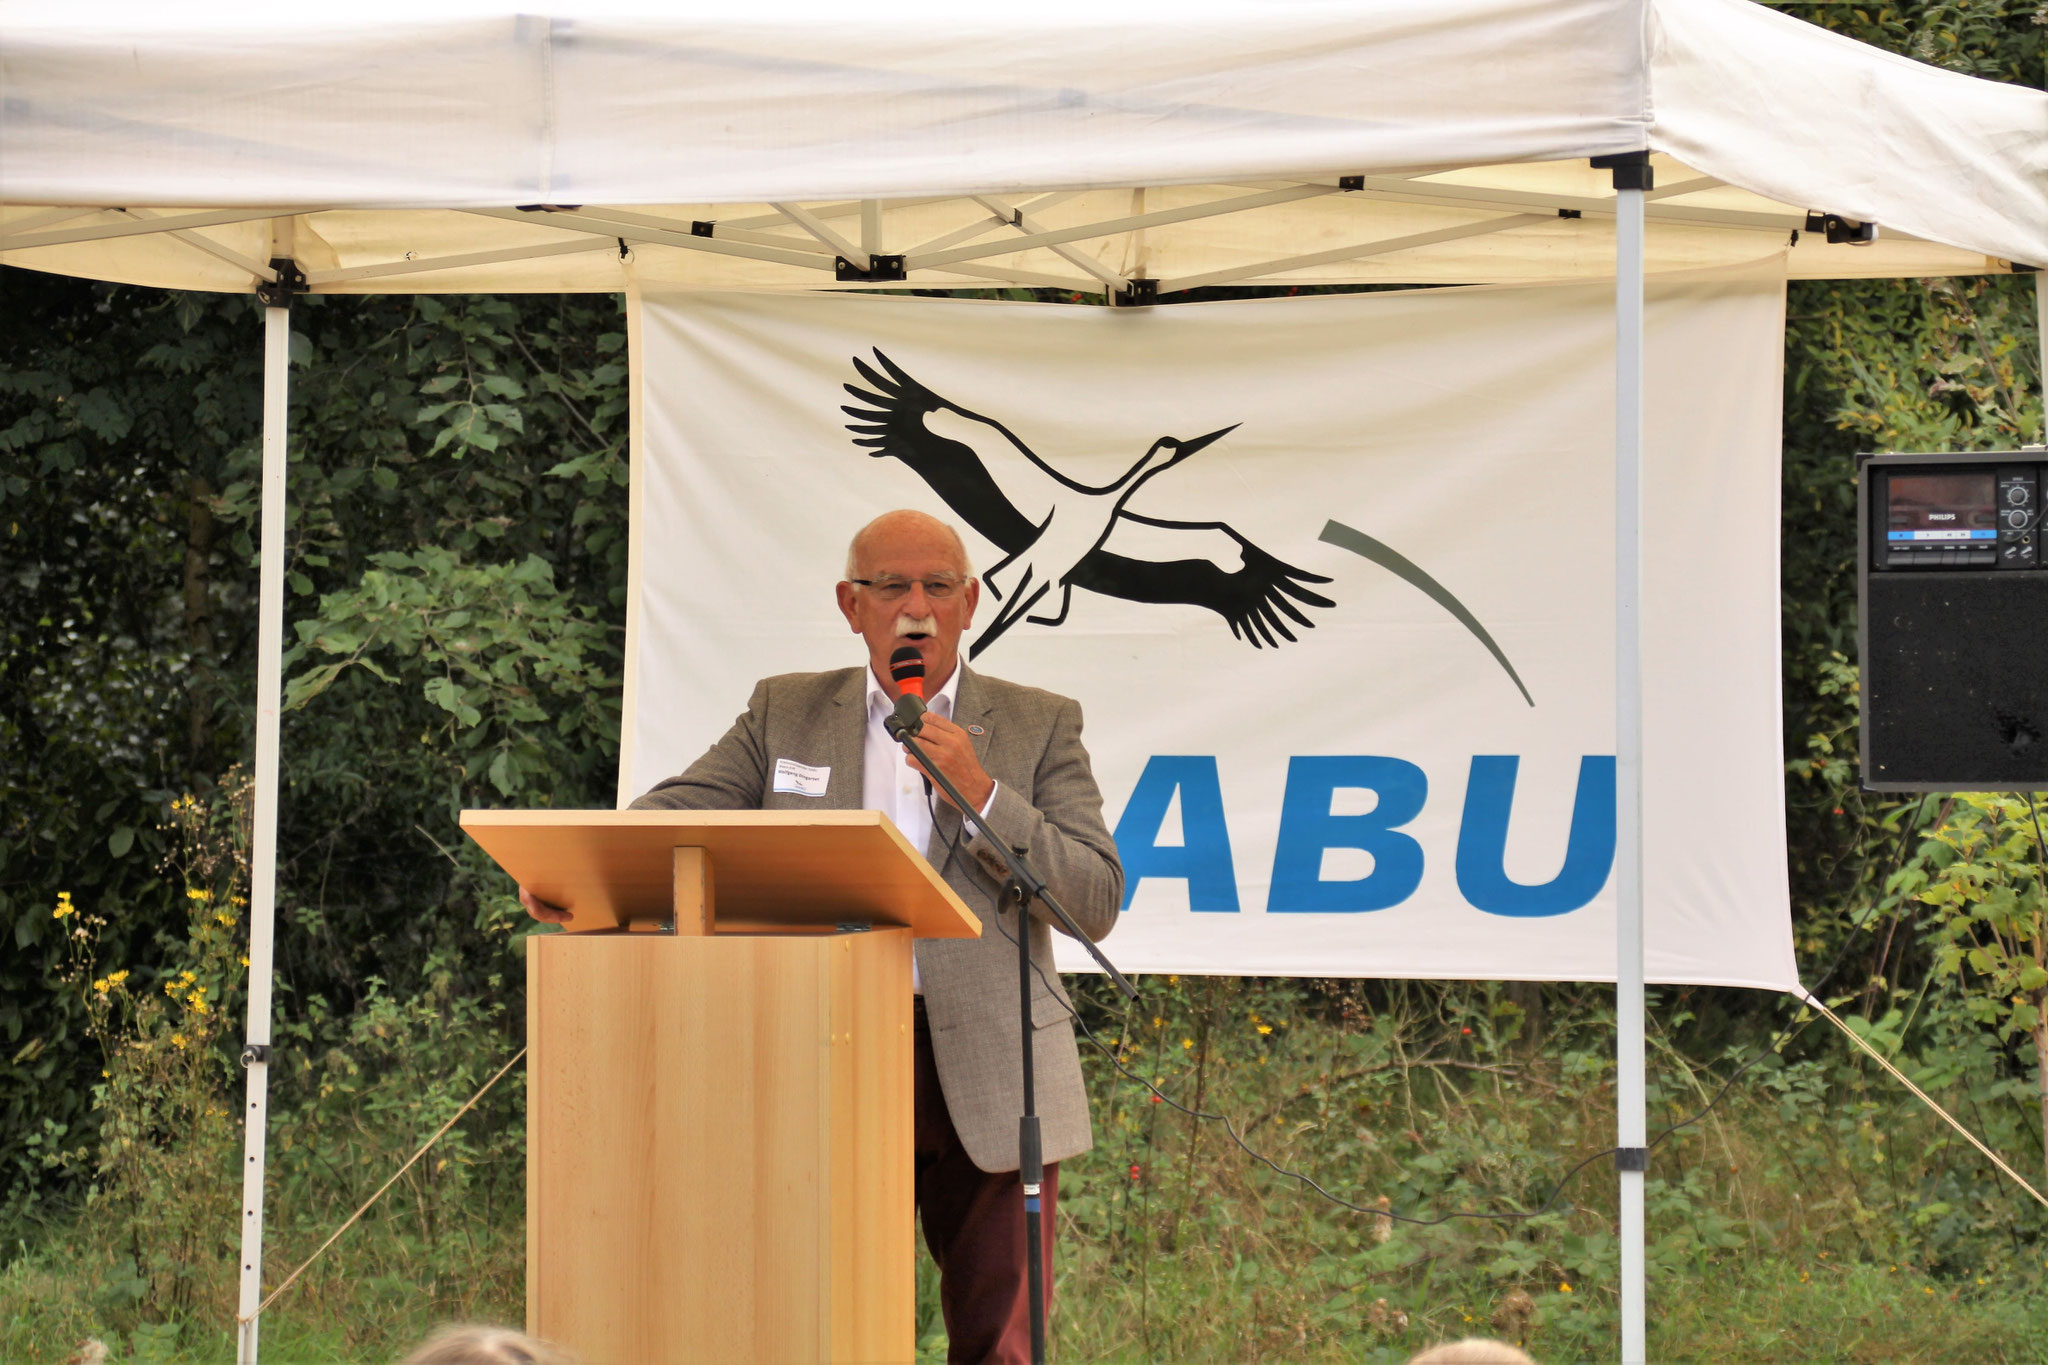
842, 350, 1532, 705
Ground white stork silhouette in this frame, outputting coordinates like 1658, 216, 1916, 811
842, 350, 1335, 658
976, 426, 1236, 651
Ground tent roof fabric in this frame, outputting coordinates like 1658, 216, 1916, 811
2, 0, 2041, 293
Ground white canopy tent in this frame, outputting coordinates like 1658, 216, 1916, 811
4, 1, 2042, 1361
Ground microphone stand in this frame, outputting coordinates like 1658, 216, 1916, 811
886, 700, 1137, 1365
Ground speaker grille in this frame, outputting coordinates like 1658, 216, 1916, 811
1862, 574, 2048, 788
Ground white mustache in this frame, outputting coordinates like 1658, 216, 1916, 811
895, 613, 939, 637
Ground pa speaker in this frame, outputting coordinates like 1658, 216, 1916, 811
1857, 451, 2048, 791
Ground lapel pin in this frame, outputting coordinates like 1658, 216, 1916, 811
966, 723, 986, 736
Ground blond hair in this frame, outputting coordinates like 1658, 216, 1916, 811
397, 1325, 575, 1365
1404, 1340, 1538, 1365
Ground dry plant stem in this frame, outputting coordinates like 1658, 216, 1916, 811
1809, 999, 2048, 1213
252, 1046, 527, 1319
1168, 979, 1217, 1252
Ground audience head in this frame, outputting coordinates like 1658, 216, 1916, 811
1404, 1340, 1538, 1365
397, 1325, 575, 1365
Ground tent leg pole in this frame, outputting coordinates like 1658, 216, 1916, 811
1613, 183, 1648, 1365
2035, 271, 2044, 442
235, 297, 292, 1365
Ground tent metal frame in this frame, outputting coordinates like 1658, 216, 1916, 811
207, 165, 1689, 1364
12, 171, 2033, 1365
7, 173, 1940, 303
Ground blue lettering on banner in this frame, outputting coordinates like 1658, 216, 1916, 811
1454, 756, 1617, 917
1267, 756, 1428, 913
1113, 756, 1241, 912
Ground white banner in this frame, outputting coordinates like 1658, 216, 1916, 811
626, 275, 1797, 991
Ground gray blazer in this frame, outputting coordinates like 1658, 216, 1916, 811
632, 665, 1123, 1172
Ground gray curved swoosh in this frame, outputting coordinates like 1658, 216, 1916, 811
1320, 519, 1534, 708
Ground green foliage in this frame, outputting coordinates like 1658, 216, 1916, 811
1765, 0, 2048, 85
0, 279, 629, 1214
1908, 795, 2048, 1040
283, 547, 617, 800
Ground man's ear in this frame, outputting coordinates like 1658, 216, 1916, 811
835, 580, 861, 631
960, 577, 980, 629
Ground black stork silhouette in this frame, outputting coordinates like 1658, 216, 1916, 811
841, 350, 1336, 659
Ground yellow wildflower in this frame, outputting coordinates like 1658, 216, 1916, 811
53, 892, 75, 920
1558, 1283, 1573, 1295
189, 998, 210, 1015
1257, 1024, 1273, 1035
215, 911, 237, 926
107, 970, 129, 985
186, 887, 213, 903
1181, 1037, 1194, 1050
240, 955, 250, 967
170, 1034, 188, 1050
92, 978, 111, 994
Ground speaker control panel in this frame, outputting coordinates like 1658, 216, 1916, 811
1996, 465, 2038, 568
1869, 452, 2043, 572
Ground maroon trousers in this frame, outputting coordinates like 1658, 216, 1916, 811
913, 999, 1058, 1365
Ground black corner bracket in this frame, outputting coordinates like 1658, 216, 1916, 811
255, 258, 308, 307
1113, 278, 1159, 307
836, 253, 907, 283
1337, 175, 1365, 192
2008, 260, 2040, 274
691, 220, 716, 238
1805, 211, 1878, 246
240, 1043, 272, 1068
1591, 151, 1654, 192
1614, 1146, 1650, 1173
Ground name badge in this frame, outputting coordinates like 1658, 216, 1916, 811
772, 758, 831, 797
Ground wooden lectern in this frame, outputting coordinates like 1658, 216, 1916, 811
460, 810, 981, 1365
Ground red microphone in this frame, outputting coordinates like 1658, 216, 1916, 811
887, 646, 928, 739
890, 645, 926, 700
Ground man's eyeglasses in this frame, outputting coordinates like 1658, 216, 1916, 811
848, 575, 968, 602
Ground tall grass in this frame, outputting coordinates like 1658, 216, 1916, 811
6, 819, 2044, 1363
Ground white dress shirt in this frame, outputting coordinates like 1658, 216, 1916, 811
862, 664, 995, 993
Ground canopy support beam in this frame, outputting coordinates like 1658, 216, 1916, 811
462, 208, 837, 273
234, 246, 295, 1365
1160, 213, 1542, 294
901, 192, 1083, 256
970, 194, 1128, 291
905, 184, 1334, 272
123, 209, 279, 283
305, 238, 621, 288
771, 200, 872, 272
1, 207, 323, 251
860, 199, 882, 259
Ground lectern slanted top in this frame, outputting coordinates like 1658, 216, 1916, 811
460, 807, 981, 936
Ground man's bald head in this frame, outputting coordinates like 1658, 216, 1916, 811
836, 510, 981, 697
844, 509, 974, 581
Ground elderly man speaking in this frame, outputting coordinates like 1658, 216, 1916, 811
523, 509, 1122, 1364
